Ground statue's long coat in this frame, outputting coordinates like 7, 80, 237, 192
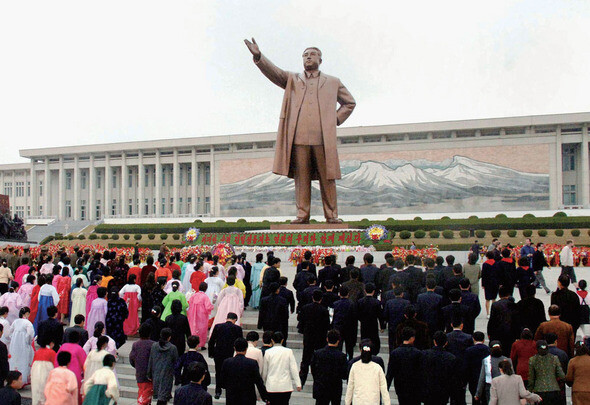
254, 54, 356, 180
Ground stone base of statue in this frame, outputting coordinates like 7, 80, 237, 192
270, 223, 351, 231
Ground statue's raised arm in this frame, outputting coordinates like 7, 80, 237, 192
243, 38, 261, 61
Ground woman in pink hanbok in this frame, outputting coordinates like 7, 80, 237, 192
14, 257, 31, 287
56, 330, 87, 404
17, 275, 35, 308
119, 274, 142, 336
209, 276, 244, 337
85, 277, 100, 318
187, 282, 213, 349
51, 265, 63, 288
0, 282, 24, 323
86, 287, 108, 332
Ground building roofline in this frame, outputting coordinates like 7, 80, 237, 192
18, 111, 590, 159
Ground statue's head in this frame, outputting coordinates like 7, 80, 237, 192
302, 47, 322, 71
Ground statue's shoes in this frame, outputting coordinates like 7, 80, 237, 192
326, 217, 343, 224
291, 217, 309, 224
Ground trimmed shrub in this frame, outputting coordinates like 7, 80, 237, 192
100, 234, 109, 240
134, 234, 142, 240
442, 230, 454, 239
413, 216, 422, 221
67, 235, 75, 240
554, 229, 564, 237
553, 211, 567, 217
40, 235, 54, 244
399, 230, 412, 239
89, 234, 98, 240
571, 229, 581, 237
148, 234, 156, 240
522, 230, 533, 237
172, 234, 181, 240
112, 234, 120, 240
468, 215, 479, 220
215, 219, 226, 223
537, 229, 548, 237
54, 233, 63, 240
414, 230, 426, 239
495, 213, 508, 219
507, 230, 517, 237
160, 233, 168, 240
523, 213, 536, 219
429, 230, 440, 238
475, 230, 486, 238
491, 230, 501, 238
459, 230, 470, 238
237, 218, 247, 223
441, 216, 451, 220
123, 234, 130, 240
360, 218, 371, 225
78, 234, 86, 240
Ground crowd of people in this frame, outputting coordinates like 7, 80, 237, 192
0, 239, 588, 404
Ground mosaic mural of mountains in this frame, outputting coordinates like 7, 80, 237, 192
220, 156, 550, 215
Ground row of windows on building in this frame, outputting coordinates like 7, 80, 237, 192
60, 196, 211, 219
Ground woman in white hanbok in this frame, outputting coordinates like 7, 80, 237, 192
9, 306, 35, 384
70, 278, 88, 327
204, 267, 225, 305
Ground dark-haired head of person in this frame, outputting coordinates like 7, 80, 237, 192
401, 327, 416, 344
327, 329, 340, 346
433, 331, 447, 348
57, 351, 72, 367
365, 282, 376, 295
187, 335, 200, 350
226, 312, 238, 323
139, 323, 152, 340
186, 361, 207, 384
271, 331, 284, 345
171, 299, 183, 316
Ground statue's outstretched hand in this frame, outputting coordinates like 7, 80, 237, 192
244, 38, 261, 59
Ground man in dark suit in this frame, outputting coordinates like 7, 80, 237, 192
459, 278, 481, 335
320, 280, 339, 309
360, 253, 379, 288
63, 314, 89, 347
311, 329, 348, 405
173, 362, 213, 405
318, 255, 341, 290
358, 283, 385, 355
446, 318, 474, 405
422, 331, 458, 405
384, 286, 412, 353
404, 254, 425, 303
376, 256, 396, 296
341, 268, 365, 304
332, 285, 357, 360
444, 264, 464, 301
293, 261, 314, 309
551, 274, 581, 336
516, 284, 546, 336
394, 305, 430, 351
487, 285, 521, 356
442, 289, 471, 333
219, 338, 268, 405
37, 305, 63, 352
417, 278, 443, 333
298, 275, 321, 312
296, 250, 317, 277
278, 276, 296, 314
257, 282, 290, 343
439, 255, 456, 288
261, 257, 281, 297
208, 312, 243, 399
465, 332, 490, 405
298, 289, 330, 386
387, 327, 423, 405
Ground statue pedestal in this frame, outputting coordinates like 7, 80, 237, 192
270, 223, 351, 231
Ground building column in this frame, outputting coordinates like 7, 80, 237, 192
137, 151, 144, 216
30, 162, 38, 217
44, 159, 51, 217
173, 149, 179, 216
555, 126, 563, 208
121, 153, 128, 216
58, 156, 65, 220
210, 150, 217, 216
73, 156, 80, 220
191, 148, 197, 216
88, 156, 95, 221
582, 125, 590, 208
104, 154, 111, 218
155, 150, 162, 216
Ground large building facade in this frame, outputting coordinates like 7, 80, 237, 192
1, 112, 589, 221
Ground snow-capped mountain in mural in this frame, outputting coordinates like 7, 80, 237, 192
220, 156, 549, 215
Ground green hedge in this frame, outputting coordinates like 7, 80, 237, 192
89, 234, 98, 240
172, 234, 181, 240
491, 230, 501, 237
538, 229, 548, 237
160, 234, 168, 240
429, 230, 440, 238
507, 230, 517, 237
134, 234, 142, 240
414, 230, 426, 239
148, 234, 155, 240
475, 230, 486, 238
459, 230, 470, 238
522, 230, 533, 237
78, 234, 86, 240
112, 234, 120, 240
94, 215, 590, 235
399, 230, 412, 239
555, 229, 564, 237
442, 230, 454, 239
100, 234, 109, 240
40, 235, 54, 244
123, 234, 130, 240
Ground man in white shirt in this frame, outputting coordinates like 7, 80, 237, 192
560, 240, 577, 289
262, 332, 302, 404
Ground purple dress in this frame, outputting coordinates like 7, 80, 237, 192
86, 298, 107, 331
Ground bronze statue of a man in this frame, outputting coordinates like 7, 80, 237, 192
245, 38, 356, 224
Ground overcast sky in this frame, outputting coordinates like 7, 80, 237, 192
1, 0, 589, 164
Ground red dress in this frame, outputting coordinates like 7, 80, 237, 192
122, 285, 141, 336
29, 284, 41, 324
56, 276, 71, 316
190, 271, 207, 292
510, 339, 537, 381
